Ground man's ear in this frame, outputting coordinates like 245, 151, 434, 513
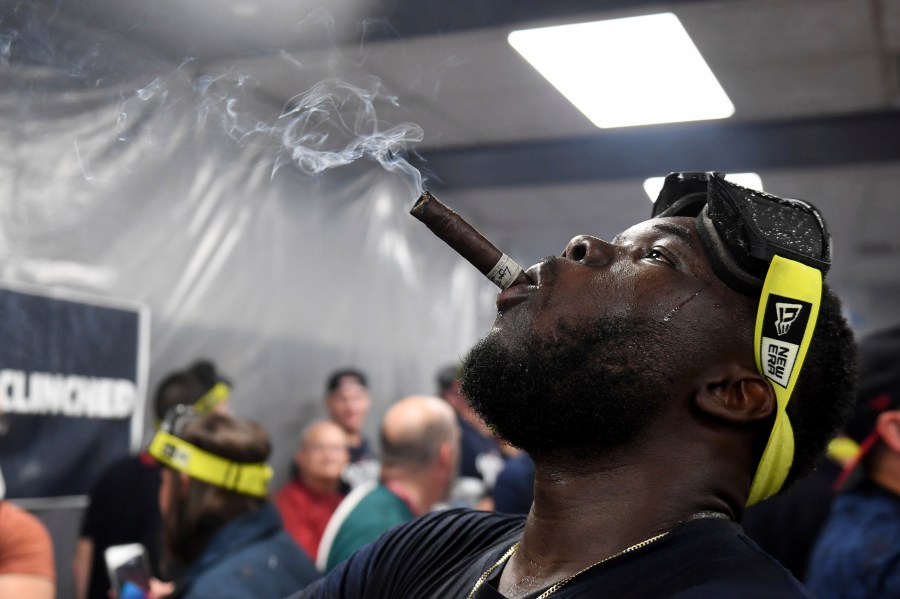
876, 411, 900, 453
694, 363, 775, 424
436, 440, 455, 474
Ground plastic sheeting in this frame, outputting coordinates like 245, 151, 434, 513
0, 6, 496, 488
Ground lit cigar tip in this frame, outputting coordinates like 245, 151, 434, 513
409, 190, 435, 216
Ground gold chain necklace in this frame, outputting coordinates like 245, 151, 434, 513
466, 531, 669, 599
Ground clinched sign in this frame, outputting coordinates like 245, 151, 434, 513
0, 283, 149, 501
747, 256, 822, 507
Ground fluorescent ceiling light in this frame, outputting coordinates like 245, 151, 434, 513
508, 13, 734, 128
643, 173, 763, 201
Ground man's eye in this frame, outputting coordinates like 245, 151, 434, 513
646, 248, 674, 266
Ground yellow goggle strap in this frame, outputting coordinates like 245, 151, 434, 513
193, 382, 231, 414
746, 255, 822, 507
148, 430, 272, 498
826, 436, 860, 466
151, 382, 231, 430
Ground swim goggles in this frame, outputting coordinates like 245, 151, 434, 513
652, 172, 829, 506
149, 405, 272, 498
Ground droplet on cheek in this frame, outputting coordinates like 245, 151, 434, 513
661, 285, 710, 323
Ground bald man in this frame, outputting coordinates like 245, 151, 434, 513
316, 396, 460, 572
275, 421, 350, 559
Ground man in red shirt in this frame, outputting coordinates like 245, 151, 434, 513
275, 421, 350, 559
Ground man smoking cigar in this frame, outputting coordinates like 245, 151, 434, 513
294, 172, 857, 598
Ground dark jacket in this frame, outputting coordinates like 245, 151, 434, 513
173, 502, 319, 599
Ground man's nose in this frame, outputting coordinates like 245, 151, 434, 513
562, 235, 613, 266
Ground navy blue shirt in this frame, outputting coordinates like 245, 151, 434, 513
291, 508, 810, 598
806, 482, 900, 598
458, 417, 504, 482
493, 453, 535, 515
172, 503, 318, 599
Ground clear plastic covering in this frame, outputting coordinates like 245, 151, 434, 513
0, 7, 496, 490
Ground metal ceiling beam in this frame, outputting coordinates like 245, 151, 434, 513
414, 110, 900, 189
377, 0, 723, 39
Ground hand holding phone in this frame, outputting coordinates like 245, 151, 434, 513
104, 544, 151, 599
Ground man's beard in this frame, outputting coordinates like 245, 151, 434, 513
461, 315, 674, 459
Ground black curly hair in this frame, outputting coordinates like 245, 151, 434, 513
779, 285, 858, 489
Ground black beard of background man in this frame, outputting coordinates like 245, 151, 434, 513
293, 172, 857, 599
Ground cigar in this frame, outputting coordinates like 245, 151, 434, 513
410, 191, 531, 289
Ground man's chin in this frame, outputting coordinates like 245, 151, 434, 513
490, 300, 539, 338
462, 314, 670, 458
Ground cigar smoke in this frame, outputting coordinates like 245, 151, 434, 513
2, 4, 427, 195
278, 78, 424, 189
410, 191, 531, 289
149, 7, 427, 192
119, 69, 426, 191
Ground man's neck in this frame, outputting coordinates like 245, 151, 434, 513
497, 441, 739, 599
346, 431, 363, 449
381, 469, 442, 515
299, 474, 341, 496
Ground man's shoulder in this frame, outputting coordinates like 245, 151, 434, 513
224, 529, 317, 575
299, 509, 525, 598
606, 517, 811, 598
338, 484, 412, 529
357, 508, 525, 573
356, 483, 407, 508
393, 507, 525, 543
0, 502, 55, 579
186, 530, 318, 598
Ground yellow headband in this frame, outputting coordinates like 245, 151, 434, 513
746, 255, 822, 506
193, 382, 231, 414
148, 430, 272, 497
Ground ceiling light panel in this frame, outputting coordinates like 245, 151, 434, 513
508, 13, 735, 128
643, 173, 763, 201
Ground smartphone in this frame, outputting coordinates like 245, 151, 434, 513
105, 543, 152, 599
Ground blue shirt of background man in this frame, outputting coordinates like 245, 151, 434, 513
172, 503, 319, 599
493, 453, 535, 515
458, 417, 504, 481
806, 481, 900, 599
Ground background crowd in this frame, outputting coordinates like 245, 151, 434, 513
0, 321, 898, 598
59, 360, 534, 599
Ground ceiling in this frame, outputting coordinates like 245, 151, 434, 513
22, 0, 900, 329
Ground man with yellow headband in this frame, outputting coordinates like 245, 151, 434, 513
148, 411, 319, 598
74, 360, 231, 599
293, 173, 857, 598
